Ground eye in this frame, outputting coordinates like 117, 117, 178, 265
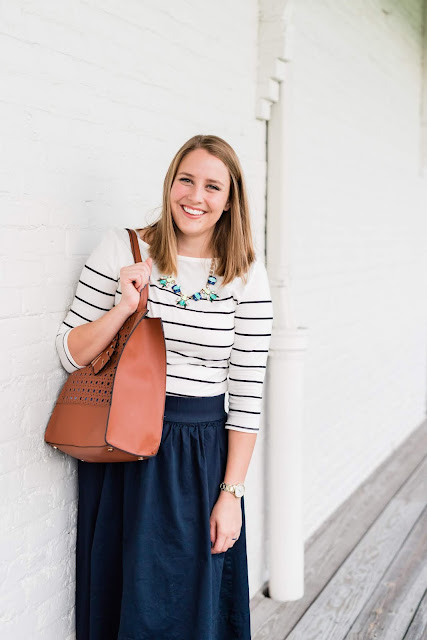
179, 178, 219, 190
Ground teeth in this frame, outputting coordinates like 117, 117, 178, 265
182, 205, 205, 216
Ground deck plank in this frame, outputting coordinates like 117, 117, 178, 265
345, 505, 427, 639
284, 455, 427, 639
250, 595, 284, 637
251, 420, 427, 640
402, 587, 427, 640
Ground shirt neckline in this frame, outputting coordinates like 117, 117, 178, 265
136, 232, 214, 263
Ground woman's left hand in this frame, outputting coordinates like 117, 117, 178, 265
210, 491, 242, 554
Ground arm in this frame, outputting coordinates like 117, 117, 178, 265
67, 303, 133, 368
222, 431, 257, 487
210, 431, 257, 554
225, 259, 274, 434
210, 260, 274, 553
223, 258, 273, 481
55, 228, 132, 372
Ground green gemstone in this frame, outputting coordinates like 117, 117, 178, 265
209, 293, 218, 301
177, 299, 187, 307
159, 278, 167, 286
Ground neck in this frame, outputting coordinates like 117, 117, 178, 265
176, 231, 214, 259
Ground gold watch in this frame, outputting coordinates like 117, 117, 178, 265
219, 482, 245, 498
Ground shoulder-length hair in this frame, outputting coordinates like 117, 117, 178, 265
136, 134, 256, 286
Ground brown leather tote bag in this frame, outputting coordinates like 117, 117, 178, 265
44, 228, 167, 462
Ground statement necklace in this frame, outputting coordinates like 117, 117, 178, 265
158, 257, 219, 309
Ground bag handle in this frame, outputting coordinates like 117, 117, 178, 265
125, 228, 149, 314
90, 228, 150, 374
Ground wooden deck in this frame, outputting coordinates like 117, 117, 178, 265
250, 420, 427, 640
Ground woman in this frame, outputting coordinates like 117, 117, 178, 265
55, 134, 274, 639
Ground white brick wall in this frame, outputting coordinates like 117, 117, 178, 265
0, 1, 265, 637
1, 0, 427, 634
289, 0, 427, 538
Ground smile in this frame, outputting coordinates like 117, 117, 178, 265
181, 204, 206, 217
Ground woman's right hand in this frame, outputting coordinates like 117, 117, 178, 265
118, 257, 153, 314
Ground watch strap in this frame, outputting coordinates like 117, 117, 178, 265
219, 482, 245, 497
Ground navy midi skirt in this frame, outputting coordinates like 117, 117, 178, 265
75, 393, 252, 640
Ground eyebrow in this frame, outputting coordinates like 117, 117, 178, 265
177, 172, 224, 187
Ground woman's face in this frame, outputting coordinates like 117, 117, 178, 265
170, 148, 231, 251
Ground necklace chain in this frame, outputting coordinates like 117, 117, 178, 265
158, 258, 219, 308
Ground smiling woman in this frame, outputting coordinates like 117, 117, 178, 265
139, 134, 256, 283
169, 148, 232, 257
55, 134, 273, 640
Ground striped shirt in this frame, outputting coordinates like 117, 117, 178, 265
55, 227, 274, 433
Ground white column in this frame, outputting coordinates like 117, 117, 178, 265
421, 0, 427, 176
266, 63, 308, 601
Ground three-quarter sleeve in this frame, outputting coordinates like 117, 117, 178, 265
225, 260, 274, 433
55, 228, 120, 373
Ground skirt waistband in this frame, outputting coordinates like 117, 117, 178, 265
163, 393, 226, 423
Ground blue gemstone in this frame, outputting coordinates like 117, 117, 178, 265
208, 276, 217, 285
172, 284, 181, 293
192, 292, 201, 300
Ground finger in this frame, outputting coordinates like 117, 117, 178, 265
226, 530, 240, 547
127, 266, 150, 286
130, 274, 143, 289
141, 263, 152, 276
136, 275, 150, 292
224, 536, 235, 552
210, 520, 216, 547
211, 533, 227, 555
134, 270, 148, 287
138, 257, 152, 272
121, 268, 145, 283
133, 260, 151, 272
126, 262, 150, 273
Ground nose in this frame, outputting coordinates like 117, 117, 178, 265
188, 182, 205, 204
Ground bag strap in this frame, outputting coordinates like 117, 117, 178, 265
125, 228, 149, 314
126, 227, 142, 262
90, 228, 149, 374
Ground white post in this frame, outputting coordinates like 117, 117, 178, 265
421, 0, 427, 176
266, 63, 308, 601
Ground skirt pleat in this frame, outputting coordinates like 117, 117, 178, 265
75, 393, 251, 640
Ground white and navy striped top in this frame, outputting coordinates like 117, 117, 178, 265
55, 227, 274, 433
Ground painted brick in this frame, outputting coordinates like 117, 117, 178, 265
1, 1, 426, 636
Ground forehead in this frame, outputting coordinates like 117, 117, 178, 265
178, 149, 230, 184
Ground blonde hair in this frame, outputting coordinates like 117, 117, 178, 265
136, 134, 256, 286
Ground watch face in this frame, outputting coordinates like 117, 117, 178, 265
235, 484, 245, 498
